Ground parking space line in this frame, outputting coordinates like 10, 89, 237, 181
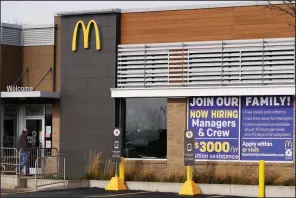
207, 196, 224, 198
84, 191, 150, 198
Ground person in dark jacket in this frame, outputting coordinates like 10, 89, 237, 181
16, 129, 31, 175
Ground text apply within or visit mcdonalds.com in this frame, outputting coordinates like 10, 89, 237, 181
188, 96, 294, 162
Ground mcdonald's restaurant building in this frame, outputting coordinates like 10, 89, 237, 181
0, 2, 295, 178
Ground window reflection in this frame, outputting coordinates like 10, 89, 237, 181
124, 98, 167, 159
3, 105, 18, 148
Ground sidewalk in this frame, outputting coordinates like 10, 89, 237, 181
1, 188, 35, 196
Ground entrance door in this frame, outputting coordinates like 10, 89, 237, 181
26, 119, 43, 148
3, 118, 16, 147
25, 119, 44, 174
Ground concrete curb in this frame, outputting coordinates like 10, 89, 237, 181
90, 180, 295, 198
26, 179, 90, 190
1, 175, 20, 189
2, 176, 295, 197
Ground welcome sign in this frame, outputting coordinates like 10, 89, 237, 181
6, 85, 33, 92
188, 96, 294, 162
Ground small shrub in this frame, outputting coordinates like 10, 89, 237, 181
85, 151, 114, 180
83, 152, 295, 186
162, 173, 185, 183
134, 169, 158, 182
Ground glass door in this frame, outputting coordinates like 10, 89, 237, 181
3, 118, 17, 148
3, 105, 18, 148
25, 119, 44, 174
26, 119, 43, 148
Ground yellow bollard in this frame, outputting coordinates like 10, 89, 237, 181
119, 157, 125, 181
258, 160, 265, 198
187, 166, 193, 181
179, 166, 201, 196
105, 158, 127, 191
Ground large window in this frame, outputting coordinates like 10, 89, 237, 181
123, 98, 167, 159
3, 105, 18, 148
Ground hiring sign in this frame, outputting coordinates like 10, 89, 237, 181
188, 96, 294, 162
184, 129, 195, 166
112, 128, 122, 163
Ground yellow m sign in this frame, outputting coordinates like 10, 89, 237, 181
72, 20, 101, 52
285, 140, 292, 148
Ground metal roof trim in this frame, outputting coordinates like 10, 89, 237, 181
55, 8, 121, 16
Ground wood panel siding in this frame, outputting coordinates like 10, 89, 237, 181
22, 46, 54, 91
0, 45, 22, 91
121, 4, 295, 44
1, 44, 57, 92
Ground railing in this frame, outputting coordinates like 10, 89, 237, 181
117, 37, 295, 88
1, 164, 5, 175
19, 148, 59, 175
35, 155, 66, 190
1, 147, 19, 175
1, 147, 65, 190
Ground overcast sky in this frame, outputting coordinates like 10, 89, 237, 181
1, 1, 252, 25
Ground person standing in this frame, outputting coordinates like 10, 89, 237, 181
16, 129, 31, 175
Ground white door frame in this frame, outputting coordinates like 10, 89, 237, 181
23, 104, 46, 149
25, 117, 45, 149
24, 117, 45, 175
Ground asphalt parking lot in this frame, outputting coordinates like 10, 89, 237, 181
1, 188, 252, 198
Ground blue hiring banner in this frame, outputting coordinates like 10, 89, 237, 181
188, 96, 240, 161
240, 96, 294, 161
188, 95, 294, 162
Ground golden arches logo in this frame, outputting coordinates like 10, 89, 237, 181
72, 20, 101, 52
285, 140, 292, 148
